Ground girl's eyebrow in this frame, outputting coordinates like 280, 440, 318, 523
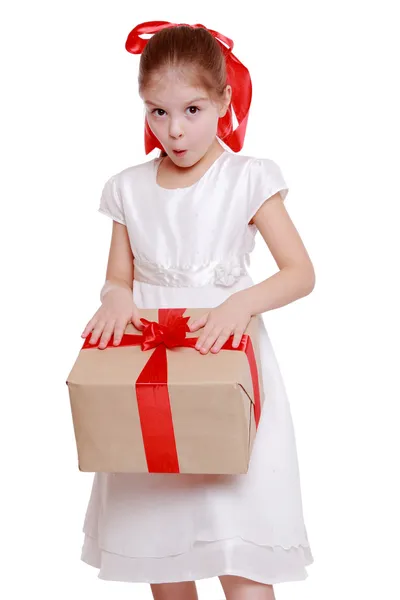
144, 96, 209, 107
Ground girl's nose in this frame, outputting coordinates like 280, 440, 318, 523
169, 120, 184, 139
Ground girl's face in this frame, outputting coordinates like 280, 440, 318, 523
142, 70, 231, 167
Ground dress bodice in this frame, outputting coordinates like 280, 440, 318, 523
98, 150, 288, 288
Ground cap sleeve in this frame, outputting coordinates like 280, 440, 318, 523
98, 175, 126, 225
247, 158, 289, 224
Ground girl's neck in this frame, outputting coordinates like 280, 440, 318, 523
156, 140, 226, 190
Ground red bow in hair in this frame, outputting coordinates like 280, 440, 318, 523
125, 21, 252, 154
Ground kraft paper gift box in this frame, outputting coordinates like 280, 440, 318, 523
66, 307, 264, 475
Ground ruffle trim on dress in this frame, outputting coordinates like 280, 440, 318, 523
132, 254, 250, 288
81, 533, 314, 585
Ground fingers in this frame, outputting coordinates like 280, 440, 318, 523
188, 313, 209, 332
81, 323, 93, 339
96, 320, 116, 349
81, 318, 103, 345
209, 326, 244, 353
82, 309, 141, 350
231, 328, 245, 349
209, 326, 235, 354
195, 324, 245, 355
82, 297, 141, 348
112, 319, 129, 346
81, 314, 99, 339
196, 325, 232, 355
131, 313, 144, 330
82, 318, 129, 349
194, 323, 213, 351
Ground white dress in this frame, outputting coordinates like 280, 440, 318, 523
80, 149, 314, 585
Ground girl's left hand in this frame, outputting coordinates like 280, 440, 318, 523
188, 294, 252, 354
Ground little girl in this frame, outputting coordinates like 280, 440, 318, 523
80, 21, 315, 600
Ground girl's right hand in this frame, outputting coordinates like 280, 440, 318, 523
81, 286, 144, 349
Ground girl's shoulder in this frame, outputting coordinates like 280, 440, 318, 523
235, 153, 289, 212
234, 152, 283, 171
224, 152, 287, 190
110, 157, 156, 185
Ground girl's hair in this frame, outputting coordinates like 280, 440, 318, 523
138, 25, 228, 158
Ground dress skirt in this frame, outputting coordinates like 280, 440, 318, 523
80, 275, 314, 584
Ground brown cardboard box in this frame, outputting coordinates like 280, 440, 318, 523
66, 308, 264, 474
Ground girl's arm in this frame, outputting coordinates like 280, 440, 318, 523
100, 221, 135, 300
189, 192, 315, 354
237, 192, 315, 314
81, 221, 140, 348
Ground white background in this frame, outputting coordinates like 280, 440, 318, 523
2, 1, 399, 598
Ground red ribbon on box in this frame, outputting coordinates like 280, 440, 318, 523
82, 308, 261, 473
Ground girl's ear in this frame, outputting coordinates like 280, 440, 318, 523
219, 84, 232, 117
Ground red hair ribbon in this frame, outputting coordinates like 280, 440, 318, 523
125, 21, 252, 154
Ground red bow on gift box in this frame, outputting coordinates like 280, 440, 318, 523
125, 21, 253, 154
82, 308, 260, 473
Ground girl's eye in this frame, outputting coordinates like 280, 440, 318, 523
150, 106, 200, 117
